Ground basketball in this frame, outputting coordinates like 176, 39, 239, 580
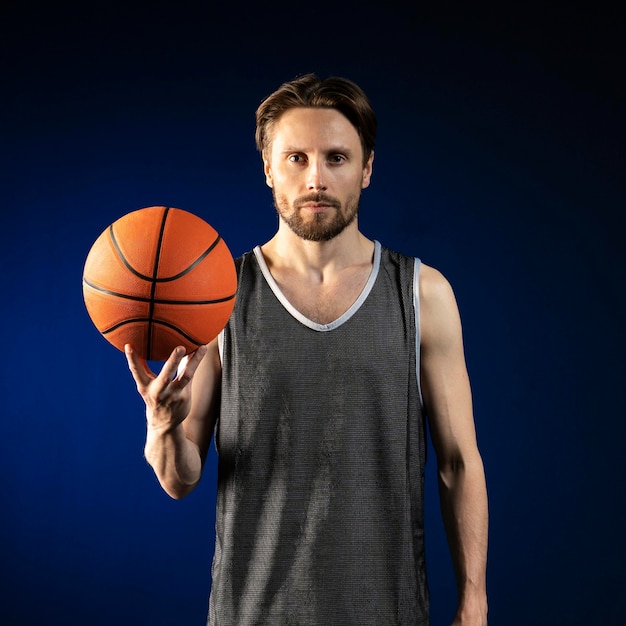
82, 206, 237, 361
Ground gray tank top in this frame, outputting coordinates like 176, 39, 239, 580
209, 241, 429, 625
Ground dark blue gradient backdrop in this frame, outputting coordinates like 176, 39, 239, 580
2, 3, 625, 625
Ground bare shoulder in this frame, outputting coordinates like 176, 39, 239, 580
419, 262, 459, 315
418, 263, 463, 349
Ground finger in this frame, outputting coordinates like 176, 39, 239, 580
174, 344, 208, 387
156, 346, 187, 386
125, 344, 154, 387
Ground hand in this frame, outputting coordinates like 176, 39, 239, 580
125, 344, 208, 433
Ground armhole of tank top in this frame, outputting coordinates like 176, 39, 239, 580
217, 328, 224, 364
413, 257, 425, 411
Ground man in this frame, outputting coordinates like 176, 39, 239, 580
126, 74, 488, 625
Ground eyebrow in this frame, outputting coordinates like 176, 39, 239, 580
280, 146, 355, 156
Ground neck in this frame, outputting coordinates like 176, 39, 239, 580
261, 220, 374, 279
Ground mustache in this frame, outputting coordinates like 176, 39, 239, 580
293, 193, 341, 210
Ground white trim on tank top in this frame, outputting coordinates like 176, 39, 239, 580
413, 257, 424, 410
252, 240, 382, 332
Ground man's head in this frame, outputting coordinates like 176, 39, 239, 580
256, 75, 377, 242
255, 74, 377, 167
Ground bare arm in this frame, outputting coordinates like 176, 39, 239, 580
420, 265, 488, 625
125, 337, 221, 499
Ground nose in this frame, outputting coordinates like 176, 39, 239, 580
306, 158, 327, 191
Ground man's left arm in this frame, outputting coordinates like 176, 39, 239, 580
419, 264, 488, 626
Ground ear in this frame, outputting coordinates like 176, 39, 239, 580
361, 150, 374, 189
263, 154, 273, 188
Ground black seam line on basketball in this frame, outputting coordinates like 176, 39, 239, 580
108, 227, 224, 282
101, 318, 203, 346
82, 278, 236, 304
159, 234, 223, 282
149, 207, 170, 360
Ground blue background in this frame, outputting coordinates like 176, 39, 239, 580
2, 2, 625, 624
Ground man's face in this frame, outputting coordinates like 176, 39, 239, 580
264, 107, 373, 242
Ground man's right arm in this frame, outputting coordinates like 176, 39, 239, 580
125, 337, 222, 499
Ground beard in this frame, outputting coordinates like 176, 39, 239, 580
272, 190, 361, 242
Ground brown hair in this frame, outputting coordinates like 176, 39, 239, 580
255, 73, 377, 165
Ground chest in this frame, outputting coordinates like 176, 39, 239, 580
275, 266, 372, 325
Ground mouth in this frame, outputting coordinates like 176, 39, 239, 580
301, 202, 333, 212
295, 194, 341, 213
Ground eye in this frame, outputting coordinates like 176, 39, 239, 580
288, 154, 305, 163
328, 154, 346, 164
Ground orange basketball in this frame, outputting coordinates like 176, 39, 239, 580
83, 206, 237, 361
